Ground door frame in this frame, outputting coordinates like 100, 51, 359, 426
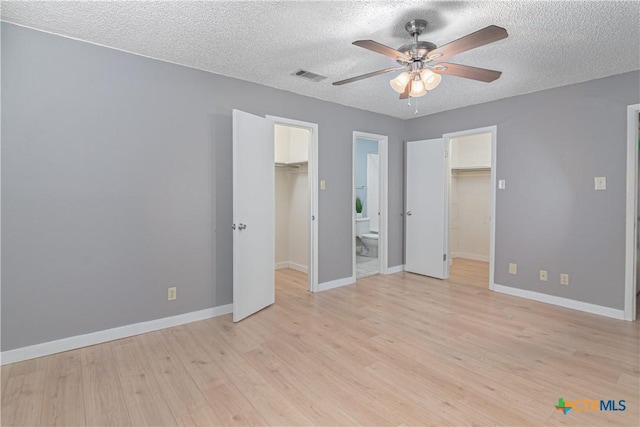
624, 104, 639, 320
352, 131, 389, 280
442, 126, 497, 289
266, 115, 319, 292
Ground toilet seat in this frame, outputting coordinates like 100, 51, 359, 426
361, 233, 378, 240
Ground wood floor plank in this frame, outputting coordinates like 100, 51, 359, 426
1, 364, 11, 396
203, 381, 268, 426
1, 369, 46, 426
39, 350, 85, 426
81, 343, 131, 426
112, 338, 177, 426
1, 267, 638, 426
161, 325, 226, 393
137, 331, 223, 426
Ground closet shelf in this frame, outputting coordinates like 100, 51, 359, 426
451, 166, 491, 172
275, 162, 306, 169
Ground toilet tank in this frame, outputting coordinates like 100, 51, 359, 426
356, 218, 370, 236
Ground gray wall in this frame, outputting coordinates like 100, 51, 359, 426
405, 71, 640, 310
1, 23, 405, 351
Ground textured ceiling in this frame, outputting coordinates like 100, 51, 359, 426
2, 1, 639, 119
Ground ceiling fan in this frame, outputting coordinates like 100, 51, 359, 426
333, 20, 508, 100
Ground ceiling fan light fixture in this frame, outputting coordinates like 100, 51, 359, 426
409, 78, 427, 97
390, 72, 411, 93
421, 69, 442, 90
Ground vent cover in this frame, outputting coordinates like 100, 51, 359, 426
291, 69, 327, 82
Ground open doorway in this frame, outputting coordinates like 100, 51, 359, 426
624, 105, 639, 320
268, 116, 319, 294
352, 132, 388, 280
444, 127, 497, 289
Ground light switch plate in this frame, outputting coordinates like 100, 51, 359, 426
498, 179, 506, 189
320, 180, 326, 190
594, 176, 606, 190
509, 263, 517, 274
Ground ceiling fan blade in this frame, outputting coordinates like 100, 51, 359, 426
399, 81, 410, 99
353, 40, 412, 62
427, 25, 508, 61
433, 62, 502, 82
333, 66, 405, 86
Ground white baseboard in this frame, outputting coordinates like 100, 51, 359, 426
0, 304, 233, 366
385, 265, 405, 274
453, 252, 489, 262
318, 276, 355, 292
275, 262, 308, 274
492, 283, 624, 320
288, 262, 308, 274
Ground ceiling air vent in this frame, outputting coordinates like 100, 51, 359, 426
291, 69, 327, 82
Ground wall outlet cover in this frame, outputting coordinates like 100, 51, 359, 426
508, 263, 517, 274
168, 287, 177, 301
539, 270, 548, 281
560, 274, 569, 286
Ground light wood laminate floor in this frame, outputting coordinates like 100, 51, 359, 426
2, 268, 638, 426
449, 257, 490, 288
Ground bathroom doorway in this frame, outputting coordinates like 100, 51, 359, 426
352, 132, 388, 280
269, 116, 319, 293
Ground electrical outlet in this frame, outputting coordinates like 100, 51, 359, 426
320, 180, 326, 190
539, 270, 548, 281
498, 179, 506, 189
168, 287, 177, 301
560, 274, 569, 286
509, 263, 517, 275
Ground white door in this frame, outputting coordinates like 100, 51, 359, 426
405, 138, 448, 279
232, 109, 275, 322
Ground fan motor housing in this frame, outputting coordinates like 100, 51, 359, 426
397, 41, 437, 63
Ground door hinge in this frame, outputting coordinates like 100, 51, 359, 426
443, 254, 447, 261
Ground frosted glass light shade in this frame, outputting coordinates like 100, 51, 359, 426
421, 69, 442, 90
390, 72, 411, 93
409, 79, 427, 97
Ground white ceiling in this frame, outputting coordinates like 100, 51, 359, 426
2, 1, 639, 119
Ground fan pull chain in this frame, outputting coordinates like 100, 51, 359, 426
414, 97, 419, 115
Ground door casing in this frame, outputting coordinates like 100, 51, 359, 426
624, 104, 639, 320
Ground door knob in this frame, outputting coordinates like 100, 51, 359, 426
238, 223, 247, 230
406, 211, 412, 216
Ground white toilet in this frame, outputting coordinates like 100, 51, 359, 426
355, 218, 378, 258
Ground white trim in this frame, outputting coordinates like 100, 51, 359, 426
288, 262, 308, 274
452, 252, 490, 262
0, 304, 233, 366
493, 284, 624, 320
352, 131, 389, 280
275, 262, 289, 270
385, 265, 405, 274
266, 115, 319, 293
318, 276, 355, 292
625, 104, 639, 321
442, 126, 497, 290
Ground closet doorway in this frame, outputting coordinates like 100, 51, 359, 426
269, 116, 319, 293
445, 128, 496, 289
